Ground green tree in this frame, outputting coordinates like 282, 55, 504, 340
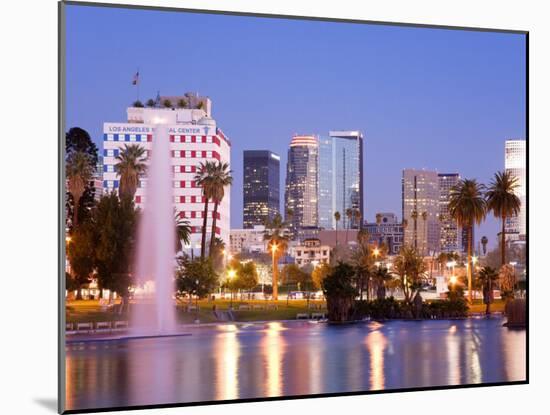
132, 100, 144, 108
66, 222, 95, 298
373, 266, 392, 300
485, 171, 521, 267
227, 259, 259, 294
66, 151, 94, 229
114, 144, 147, 201
322, 262, 358, 322
280, 263, 311, 290
146, 98, 155, 107
174, 212, 191, 252
334, 211, 341, 246
194, 161, 216, 260
264, 213, 289, 300
478, 266, 498, 314
449, 178, 486, 303
92, 193, 137, 299
175, 256, 219, 300
312, 263, 331, 290
163, 99, 172, 108
208, 161, 233, 256
177, 98, 187, 108
393, 245, 426, 304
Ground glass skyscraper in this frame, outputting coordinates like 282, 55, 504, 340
438, 173, 462, 253
243, 150, 280, 228
318, 131, 364, 229
504, 139, 526, 240
285, 135, 319, 233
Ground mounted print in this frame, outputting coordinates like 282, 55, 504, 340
59, 1, 528, 413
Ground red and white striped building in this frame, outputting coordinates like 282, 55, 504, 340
102, 94, 231, 253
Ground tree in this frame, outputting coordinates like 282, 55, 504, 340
312, 263, 331, 290
163, 99, 172, 108
485, 171, 521, 267
411, 210, 418, 250
481, 236, 489, 255
114, 144, 147, 201
351, 241, 375, 300
334, 211, 341, 245
345, 208, 353, 244
376, 213, 382, 225
177, 98, 187, 108
373, 266, 392, 300
478, 266, 498, 314
174, 212, 191, 252
226, 259, 259, 294
280, 264, 311, 291
421, 211, 428, 255
146, 98, 155, 107
208, 162, 233, 256
93, 193, 137, 299
264, 213, 289, 301
66, 222, 95, 298
66, 151, 93, 229
499, 264, 516, 301
194, 161, 216, 260
449, 178, 486, 303
393, 245, 427, 304
322, 262, 358, 322
132, 100, 144, 108
176, 256, 219, 300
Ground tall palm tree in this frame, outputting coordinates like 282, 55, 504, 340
208, 162, 233, 256
376, 213, 382, 225
264, 213, 289, 301
194, 161, 216, 260
449, 179, 487, 303
481, 236, 488, 255
174, 210, 191, 252
354, 208, 362, 230
334, 211, 341, 246
114, 144, 147, 201
66, 151, 93, 229
485, 171, 521, 267
478, 266, 499, 315
421, 211, 428, 255
345, 208, 353, 244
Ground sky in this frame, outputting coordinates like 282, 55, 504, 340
65, 4, 526, 250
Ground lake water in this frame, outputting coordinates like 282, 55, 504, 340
65, 317, 526, 411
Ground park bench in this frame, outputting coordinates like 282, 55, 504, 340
113, 321, 129, 330
266, 304, 278, 310
95, 321, 111, 332
252, 304, 264, 310
311, 312, 326, 320
238, 305, 251, 311
296, 313, 309, 320
76, 322, 93, 333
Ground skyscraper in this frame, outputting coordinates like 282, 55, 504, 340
504, 139, 526, 240
402, 169, 440, 254
438, 173, 461, 253
243, 150, 280, 228
285, 135, 318, 234
318, 130, 364, 229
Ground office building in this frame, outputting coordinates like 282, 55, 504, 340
504, 140, 526, 240
438, 173, 462, 253
363, 213, 404, 255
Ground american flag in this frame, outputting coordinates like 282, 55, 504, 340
132, 71, 139, 85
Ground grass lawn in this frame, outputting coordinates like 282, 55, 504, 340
467, 299, 506, 314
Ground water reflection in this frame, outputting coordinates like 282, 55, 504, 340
65, 318, 526, 411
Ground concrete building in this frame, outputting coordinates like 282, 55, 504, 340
363, 213, 404, 255
289, 238, 331, 266
438, 173, 462, 253
504, 140, 526, 240
243, 150, 280, 228
285, 135, 319, 235
229, 225, 268, 254
318, 130, 364, 229
102, 92, 231, 252
402, 169, 440, 254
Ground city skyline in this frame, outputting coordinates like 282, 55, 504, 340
65, 5, 526, 248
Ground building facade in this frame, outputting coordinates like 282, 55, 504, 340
289, 238, 331, 266
504, 140, 526, 240
363, 213, 404, 255
102, 93, 231, 252
243, 150, 280, 228
285, 135, 319, 234
402, 169, 440, 254
438, 173, 462, 253
229, 226, 269, 254
318, 130, 364, 229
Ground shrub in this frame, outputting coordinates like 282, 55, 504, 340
132, 100, 144, 108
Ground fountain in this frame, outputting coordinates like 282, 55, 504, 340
132, 123, 177, 334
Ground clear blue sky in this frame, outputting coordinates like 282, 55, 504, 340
65, 4, 526, 249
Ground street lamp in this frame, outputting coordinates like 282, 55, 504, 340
65, 236, 72, 244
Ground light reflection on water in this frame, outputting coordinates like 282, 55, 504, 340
65, 318, 525, 411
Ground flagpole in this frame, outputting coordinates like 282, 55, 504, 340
136, 67, 140, 102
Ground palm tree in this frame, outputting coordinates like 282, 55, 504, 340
481, 236, 488, 255
345, 208, 353, 244
449, 178, 487, 303
208, 162, 233, 256
485, 171, 521, 267
393, 245, 426, 304
114, 144, 147, 201
421, 211, 428, 255
174, 211, 191, 252
373, 266, 392, 299
411, 210, 418, 250
354, 208, 362, 230
478, 266, 499, 314
264, 213, 289, 301
376, 213, 382, 225
334, 211, 341, 245
194, 161, 216, 260
66, 151, 93, 229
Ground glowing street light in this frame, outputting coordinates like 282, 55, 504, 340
373, 248, 380, 258
65, 236, 72, 244
450, 275, 457, 285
